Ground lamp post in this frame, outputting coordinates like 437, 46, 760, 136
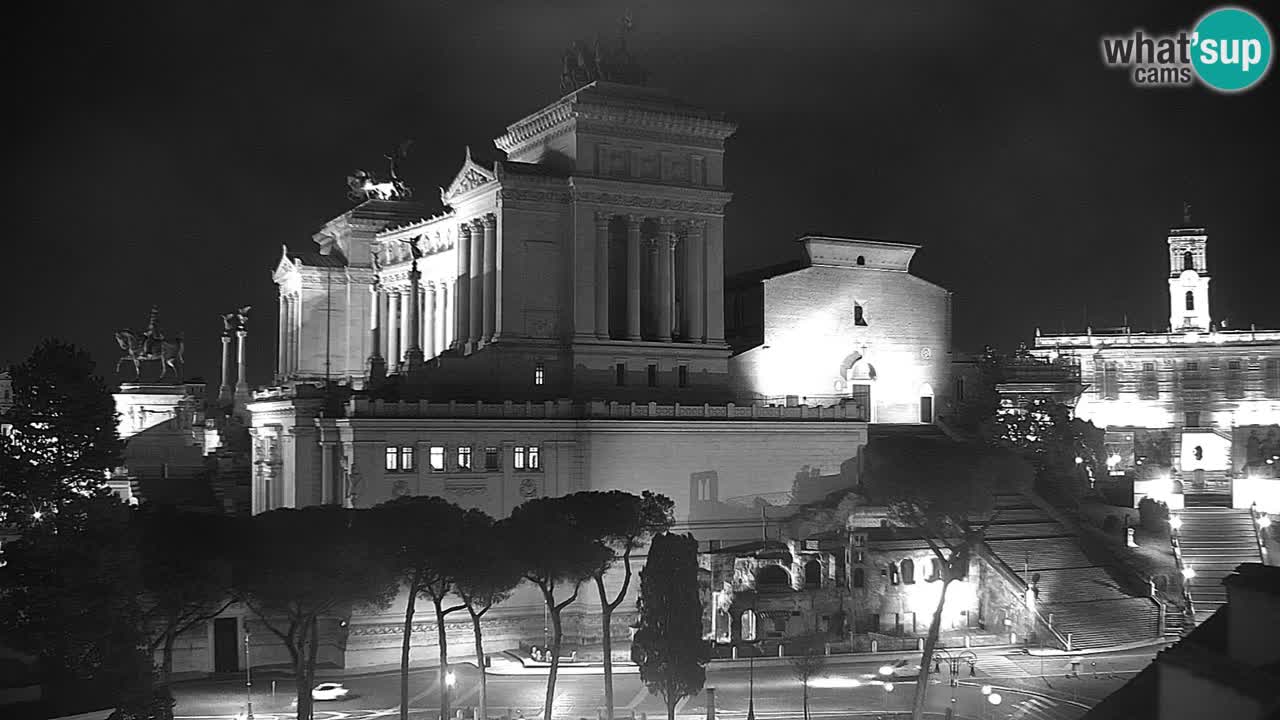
244, 628, 254, 720
445, 666, 456, 715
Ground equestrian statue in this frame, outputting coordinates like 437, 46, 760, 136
115, 305, 185, 380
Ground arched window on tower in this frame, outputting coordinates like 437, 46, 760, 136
900, 558, 915, 584
1183, 251, 1194, 271
1186, 291, 1195, 311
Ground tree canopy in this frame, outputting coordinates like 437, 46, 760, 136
234, 507, 398, 720
1, 340, 122, 529
633, 532, 708, 720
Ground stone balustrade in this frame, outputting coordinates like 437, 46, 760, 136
343, 397, 869, 421
1037, 329, 1280, 348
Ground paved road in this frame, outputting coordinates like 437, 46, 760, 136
171, 647, 1157, 720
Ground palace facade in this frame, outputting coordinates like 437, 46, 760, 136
230, 80, 957, 670
1033, 223, 1280, 511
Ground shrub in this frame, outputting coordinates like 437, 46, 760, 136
1138, 498, 1169, 532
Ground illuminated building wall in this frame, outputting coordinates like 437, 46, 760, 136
727, 236, 952, 423
1034, 223, 1280, 508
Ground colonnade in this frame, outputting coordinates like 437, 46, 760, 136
595, 213, 711, 343
370, 278, 456, 370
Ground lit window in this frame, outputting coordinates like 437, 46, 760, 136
484, 447, 500, 470
901, 558, 915, 584
457, 446, 472, 470
1185, 361, 1199, 371
889, 563, 900, 585
385, 447, 399, 472
399, 447, 415, 472
1185, 291, 1195, 311
647, 364, 658, 387
514, 445, 541, 470
429, 446, 445, 471
678, 365, 689, 388
534, 363, 545, 386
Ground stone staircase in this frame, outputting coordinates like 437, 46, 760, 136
1180, 469, 1232, 507
1174, 507, 1262, 623
982, 494, 1162, 650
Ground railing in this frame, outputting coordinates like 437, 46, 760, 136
343, 397, 871, 421
975, 541, 1070, 651
1035, 328, 1280, 348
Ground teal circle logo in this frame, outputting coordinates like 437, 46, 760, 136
1192, 7, 1273, 92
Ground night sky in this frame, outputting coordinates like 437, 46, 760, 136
9, 1, 1279, 388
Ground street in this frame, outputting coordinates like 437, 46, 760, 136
171, 646, 1158, 720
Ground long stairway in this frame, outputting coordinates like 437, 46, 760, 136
982, 494, 1162, 650
1176, 507, 1262, 623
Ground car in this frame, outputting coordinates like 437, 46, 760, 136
866, 658, 923, 680
312, 682, 350, 701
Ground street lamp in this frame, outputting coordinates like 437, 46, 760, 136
243, 629, 254, 720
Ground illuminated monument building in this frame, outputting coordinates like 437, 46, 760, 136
1034, 222, 1280, 511
239, 79, 955, 668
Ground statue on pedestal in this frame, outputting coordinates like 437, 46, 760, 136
115, 306, 185, 380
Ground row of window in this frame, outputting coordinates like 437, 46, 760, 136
847, 558, 945, 589
1097, 358, 1280, 400
385, 444, 541, 473
614, 363, 690, 388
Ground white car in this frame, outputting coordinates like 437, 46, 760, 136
868, 658, 923, 680
312, 682, 351, 701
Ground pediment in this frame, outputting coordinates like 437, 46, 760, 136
441, 147, 496, 204
272, 245, 299, 283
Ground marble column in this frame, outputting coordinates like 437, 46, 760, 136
424, 282, 437, 358
368, 285, 382, 359
626, 215, 642, 340
685, 220, 706, 343
455, 224, 472, 349
367, 284, 385, 382
646, 236, 661, 340
219, 334, 233, 403
235, 329, 249, 394
387, 290, 401, 370
286, 295, 298, 375
405, 264, 424, 369
398, 288, 412, 368
594, 211, 610, 339
320, 440, 336, 505
439, 283, 450, 352
469, 219, 484, 348
482, 214, 497, 342
276, 294, 287, 379
658, 219, 677, 343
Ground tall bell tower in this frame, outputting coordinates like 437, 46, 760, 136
1167, 209, 1211, 332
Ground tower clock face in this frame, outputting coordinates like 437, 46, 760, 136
920, 347, 933, 360
1179, 269, 1200, 283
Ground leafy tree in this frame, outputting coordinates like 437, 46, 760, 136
233, 507, 397, 720
564, 490, 674, 720
1, 340, 123, 529
0, 493, 155, 717
454, 510, 523, 720
984, 397, 1103, 502
502, 496, 608, 720
137, 507, 235, 687
371, 496, 470, 720
789, 632, 827, 720
860, 434, 1032, 720
632, 532, 708, 720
